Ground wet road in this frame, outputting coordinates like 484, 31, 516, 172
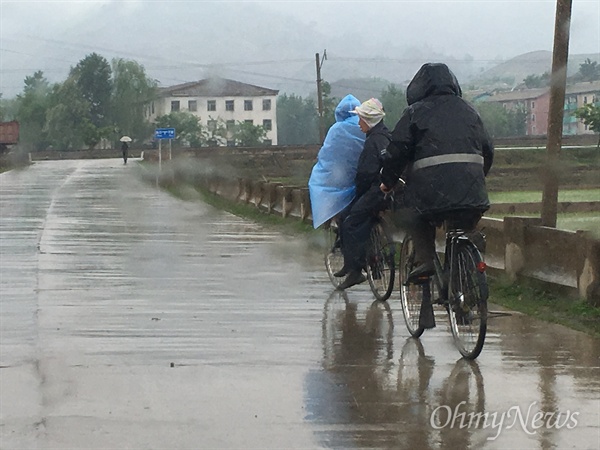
1, 159, 598, 449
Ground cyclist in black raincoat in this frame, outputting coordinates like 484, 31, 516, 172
380, 63, 494, 282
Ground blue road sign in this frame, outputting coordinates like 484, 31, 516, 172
155, 128, 176, 140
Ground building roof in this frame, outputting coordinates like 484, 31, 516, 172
566, 80, 600, 95
484, 88, 548, 103
159, 78, 279, 98
484, 80, 600, 103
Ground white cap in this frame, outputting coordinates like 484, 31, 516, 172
350, 98, 385, 128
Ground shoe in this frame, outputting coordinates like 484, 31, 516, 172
418, 298, 436, 329
333, 266, 349, 278
337, 270, 366, 290
407, 262, 435, 283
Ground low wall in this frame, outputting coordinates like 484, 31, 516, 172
489, 201, 600, 215
30, 148, 140, 160
163, 167, 599, 305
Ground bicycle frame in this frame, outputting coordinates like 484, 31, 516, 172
430, 229, 473, 307
398, 216, 489, 359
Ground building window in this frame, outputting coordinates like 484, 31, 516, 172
532, 126, 536, 134
244, 119, 253, 125
262, 119, 272, 131
244, 100, 253, 111
531, 101, 535, 109
171, 100, 180, 112
531, 114, 535, 122
225, 100, 234, 111
188, 100, 197, 112
151, 102, 155, 114
264, 139, 272, 146
207, 119, 217, 131
583, 96, 588, 104
207, 100, 216, 111
263, 99, 271, 111
226, 120, 235, 132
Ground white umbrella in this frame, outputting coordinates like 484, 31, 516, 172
120, 136, 132, 142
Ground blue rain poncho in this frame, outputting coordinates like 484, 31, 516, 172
308, 95, 365, 229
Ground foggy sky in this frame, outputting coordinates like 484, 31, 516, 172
1, 0, 599, 98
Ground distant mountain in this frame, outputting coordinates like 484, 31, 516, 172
0, 2, 505, 99
328, 78, 397, 102
4, 1, 598, 100
471, 51, 600, 90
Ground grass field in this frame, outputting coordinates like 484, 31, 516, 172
488, 188, 600, 236
489, 188, 600, 203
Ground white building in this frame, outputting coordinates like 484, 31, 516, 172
147, 78, 279, 145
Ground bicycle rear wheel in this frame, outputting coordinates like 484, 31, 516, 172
324, 222, 344, 288
398, 235, 425, 338
365, 219, 396, 301
447, 240, 488, 360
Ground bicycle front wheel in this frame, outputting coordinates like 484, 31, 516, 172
324, 223, 344, 289
366, 219, 396, 301
398, 235, 425, 338
447, 240, 488, 360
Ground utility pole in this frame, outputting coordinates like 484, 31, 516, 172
315, 50, 327, 144
541, 0, 572, 227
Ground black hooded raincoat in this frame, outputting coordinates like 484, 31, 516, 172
381, 63, 494, 217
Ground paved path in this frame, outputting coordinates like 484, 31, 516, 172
1, 159, 598, 449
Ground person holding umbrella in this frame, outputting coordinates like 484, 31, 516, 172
120, 136, 132, 164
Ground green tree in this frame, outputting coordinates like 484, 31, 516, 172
232, 121, 267, 147
321, 81, 338, 134
574, 103, 600, 148
111, 58, 157, 142
0, 94, 18, 121
523, 72, 550, 88
44, 78, 92, 149
577, 59, 600, 82
154, 111, 206, 147
276, 94, 319, 145
206, 116, 227, 146
15, 71, 53, 150
508, 104, 528, 136
380, 83, 407, 129
475, 102, 527, 137
71, 53, 113, 127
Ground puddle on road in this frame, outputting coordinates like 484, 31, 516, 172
308, 290, 599, 449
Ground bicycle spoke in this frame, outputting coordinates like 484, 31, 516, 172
366, 221, 395, 301
324, 225, 344, 288
399, 236, 425, 338
448, 241, 488, 359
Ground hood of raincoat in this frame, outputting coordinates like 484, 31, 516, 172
335, 94, 361, 122
406, 63, 462, 105
308, 94, 365, 228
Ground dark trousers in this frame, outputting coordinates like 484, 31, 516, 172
340, 186, 388, 272
411, 209, 483, 264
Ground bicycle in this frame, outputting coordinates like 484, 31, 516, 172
364, 214, 395, 301
323, 211, 395, 301
399, 219, 488, 360
324, 220, 344, 289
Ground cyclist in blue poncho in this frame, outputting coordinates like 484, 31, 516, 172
335, 98, 392, 290
308, 94, 365, 229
